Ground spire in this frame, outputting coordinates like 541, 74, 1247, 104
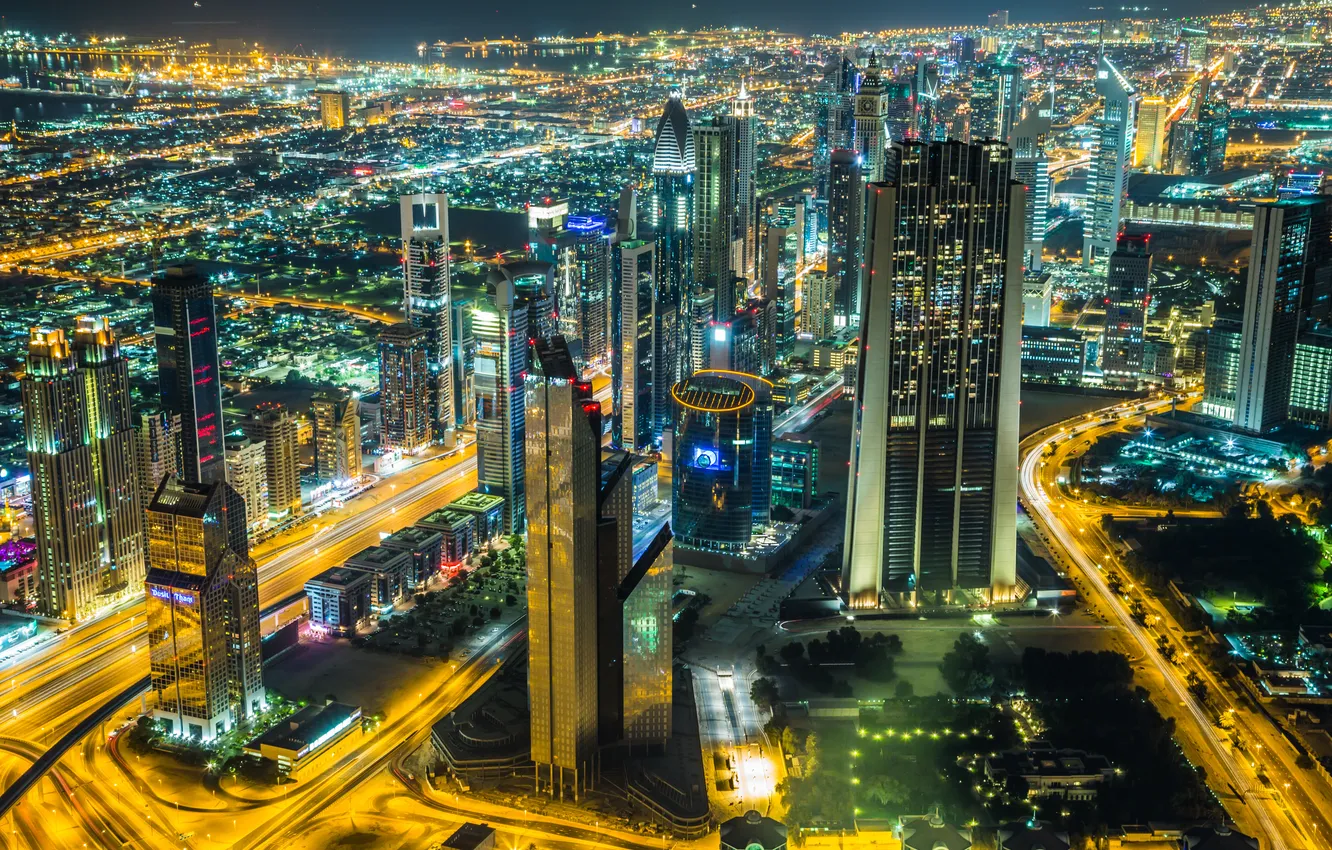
737, 77, 749, 100
652, 90, 694, 174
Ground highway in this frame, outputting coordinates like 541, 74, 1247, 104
1019, 395, 1327, 850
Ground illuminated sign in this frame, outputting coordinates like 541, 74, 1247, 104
149, 586, 196, 606
691, 446, 720, 469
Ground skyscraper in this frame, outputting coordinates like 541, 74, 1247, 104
731, 82, 759, 282
475, 275, 529, 534
239, 403, 301, 522
146, 475, 263, 741
814, 54, 857, 202
1083, 55, 1138, 265
827, 150, 864, 327
1234, 197, 1332, 433
912, 59, 942, 142
614, 239, 658, 452
693, 117, 735, 314
1189, 79, 1229, 177
1011, 87, 1053, 272
803, 273, 836, 341
311, 388, 361, 487
378, 323, 431, 455
843, 141, 1022, 608
651, 92, 694, 428
315, 90, 350, 129
570, 215, 614, 366
224, 435, 269, 535
24, 322, 145, 621
526, 336, 601, 800
1102, 234, 1153, 387
135, 407, 181, 512
153, 265, 226, 486
401, 192, 455, 439
1135, 96, 1171, 171
853, 52, 890, 183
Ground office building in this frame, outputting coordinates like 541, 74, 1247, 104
344, 546, 413, 611
970, 62, 1021, 143
709, 301, 772, 376
843, 141, 1022, 608
239, 403, 301, 522
415, 509, 475, 570
672, 371, 773, 551
311, 388, 361, 487
617, 524, 673, 749
570, 215, 614, 365
135, 407, 181, 513
1289, 331, 1332, 428
803, 273, 836, 341
223, 435, 268, 536
1179, 26, 1208, 68
452, 291, 478, 428
614, 239, 658, 452
1021, 326, 1089, 386
1023, 275, 1052, 326
772, 439, 819, 510
651, 91, 694, 397
153, 265, 226, 486
1135, 97, 1171, 171
731, 82, 759, 282
760, 219, 798, 364
24, 322, 145, 621
379, 526, 444, 588
827, 150, 864, 327
693, 118, 735, 309
1011, 86, 1053, 272
1084, 55, 1138, 265
306, 565, 374, 636
913, 59, 942, 142
525, 336, 601, 799
1234, 198, 1332, 433
401, 193, 456, 438
314, 89, 350, 129
475, 275, 530, 534
528, 200, 579, 347
1102, 233, 1152, 387
1167, 119, 1197, 175
853, 52, 890, 183
989, 9, 1009, 26
1200, 315, 1243, 420
1189, 84, 1230, 177
146, 475, 263, 741
814, 55, 857, 201
378, 323, 432, 455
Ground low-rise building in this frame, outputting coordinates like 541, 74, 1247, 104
416, 508, 477, 570
984, 745, 1113, 801
379, 526, 444, 588
305, 566, 374, 636
1022, 326, 1088, 386
440, 823, 497, 850
444, 492, 506, 541
243, 700, 362, 781
343, 546, 414, 612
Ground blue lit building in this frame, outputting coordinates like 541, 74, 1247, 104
651, 92, 694, 423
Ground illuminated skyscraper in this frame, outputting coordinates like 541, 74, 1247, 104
827, 150, 864, 327
731, 82, 759, 282
401, 193, 455, 438
1084, 54, 1138, 265
224, 435, 269, 535
853, 52, 890, 182
1188, 79, 1229, 177
312, 388, 361, 487
314, 90, 350, 129
1135, 97, 1171, 171
146, 475, 263, 741
239, 403, 301, 522
153, 265, 226, 486
1102, 233, 1153, 387
475, 275, 530, 534
814, 54, 856, 201
135, 406, 181, 512
614, 239, 658, 451
1011, 87, 1053, 272
378, 323, 431, 455
912, 59, 942, 142
843, 141, 1022, 608
970, 62, 1023, 143
693, 117, 736, 317
803, 273, 836, 341
526, 336, 601, 800
651, 92, 694, 427
570, 215, 614, 365
24, 322, 145, 621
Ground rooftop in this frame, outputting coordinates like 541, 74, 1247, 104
245, 701, 361, 758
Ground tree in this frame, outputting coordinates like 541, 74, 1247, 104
863, 774, 910, 808
751, 677, 782, 714
940, 633, 994, 696
894, 679, 915, 699
489, 606, 501, 619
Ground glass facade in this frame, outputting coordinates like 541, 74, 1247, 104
621, 529, 673, 748
152, 266, 226, 486
772, 439, 819, 510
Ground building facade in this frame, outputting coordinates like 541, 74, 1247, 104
153, 265, 226, 486
239, 402, 301, 522
1083, 56, 1138, 265
401, 193, 456, 438
475, 277, 530, 534
311, 388, 361, 487
378, 323, 432, 455
1102, 233, 1153, 387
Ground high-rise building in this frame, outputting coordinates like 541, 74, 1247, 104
1234, 197, 1332, 433
1012, 86, 1053, 272
146, 475, 263, 741
153, 265, 226, 486
239, 403, 301, 522
970, 62, 1020, 142
853, 52, 890, 183
452, 291, 479, 429
1084, 55, 1138, 265
24, 322, 145, 621
772, 439, 820, 510
1179, 26, 1208, 68
693, 118, 735, 313
1023, 275, 1053, 326
1200, 315, 1243, 420
314, 90, 350, 129
1021, 326, 1089, 386
378, 323, 432, 455
652, 92, 694, 399
731, 82, 759, 283
224, 435, 268, 535
1289, 330, 1332, 427
827, 150, 864, 326
814, 55, 857, 202
988, 9, 1009, 27
401, 193, 455, 438
912, 59, 942, 142
1135, 96, 1171, 171
672, 371, 773, 551
760, 222, 798, 365
526, 336, 601, 800
475, 275, 530, 534
1166, 119, 1197, 175
311, 389, 361, 487
709, 301, 771, 376
135, 407, 181, 513
843, 141, 1022, 608
803, 273, 837, 341
1102, 234, 1153, 387
569, 215, 614, 366
688, 290, 716, 375
614, 239, 658, 452
1189, 86, 1229, 176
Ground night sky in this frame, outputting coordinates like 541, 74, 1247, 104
11, 0, 1241, 59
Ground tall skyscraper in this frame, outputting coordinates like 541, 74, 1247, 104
401, 192, 455, 439
146, 475, 263, 741
1135, 96, 1171, 171
1102, 233, 1153, 387
311, 388, 361, 487
525, 336, 601, 800
853, 52, 890, 183
153, 265, 226, 486
814, 55, 857, 201
135, 406, 181, 512
803, 274, 836, 341
569, 215, 614, 366
239, 403, 301, 522
843, 141, 1022, 608
1234, 197, 1332, 433
731, 82, 759, 282
827, 150, 864, 327
1011, 87, 1053, 272
912, 59, 942, 142
1188, 78, 1229, 177
378, 323, 432, 455
651, 92, 694, 426
224, 435, 269, 535
969, 62, 1000, 140
24, 322, 145, 621
693, 117, 735, 315
760, 222, 798, 365
614, 239, 658, 452
475, 275, 529, 534
1083, 55, 1138, 265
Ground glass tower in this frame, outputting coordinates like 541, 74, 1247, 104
152, 265, 226, 485
401, 193, 456, 438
